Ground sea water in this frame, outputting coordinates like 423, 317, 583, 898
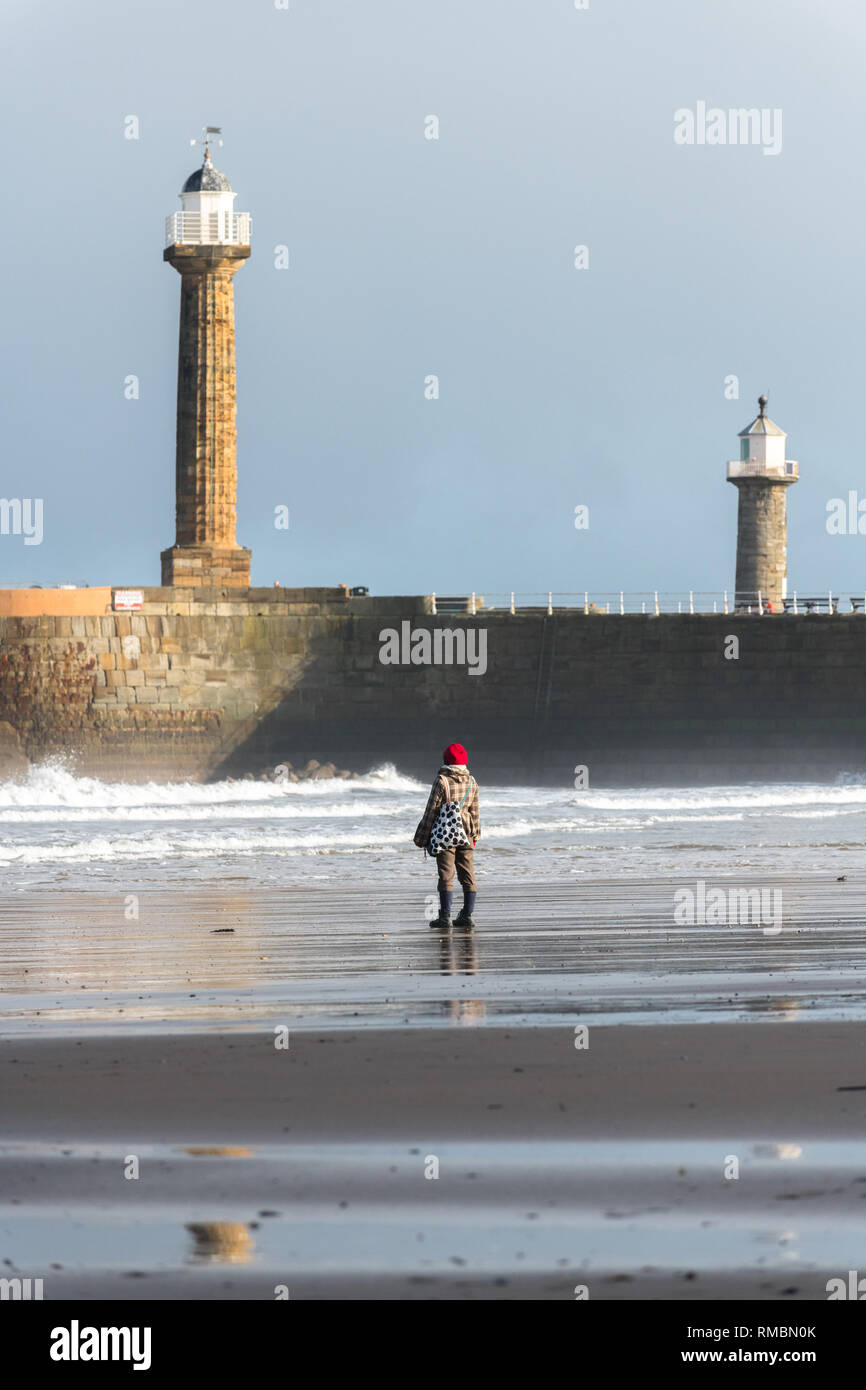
0, 760, 864, 891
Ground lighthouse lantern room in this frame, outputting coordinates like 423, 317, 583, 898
165, 128, 251, 248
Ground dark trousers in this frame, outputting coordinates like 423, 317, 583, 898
436, 846, 477, 893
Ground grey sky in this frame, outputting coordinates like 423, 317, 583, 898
2, 0, 864, 600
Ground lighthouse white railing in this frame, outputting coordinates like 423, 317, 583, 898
165, 211, 252, 247
726, 459, 798, 479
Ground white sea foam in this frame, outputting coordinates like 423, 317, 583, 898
0, 760, 423, 812
0, 763, 861, 886
0, 800, 423, 826
0, 826, 415, 865
577, 783, 866, 812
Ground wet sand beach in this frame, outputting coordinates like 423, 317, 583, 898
2, 879, 865, 1299
2, 1023, 866, 1300
2, 877, 866, 1034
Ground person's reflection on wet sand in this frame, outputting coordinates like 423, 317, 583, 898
438, 923, 486, 1025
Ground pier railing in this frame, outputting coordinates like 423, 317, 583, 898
432, 590, 864, 616
2, 585, 862, 619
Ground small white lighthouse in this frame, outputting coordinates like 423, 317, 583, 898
726, 395, 798, 610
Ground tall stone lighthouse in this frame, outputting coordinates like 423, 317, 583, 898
161, 132, 252, 588
726, 395, 798, 609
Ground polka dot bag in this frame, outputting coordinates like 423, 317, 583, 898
428, 774, 474, 853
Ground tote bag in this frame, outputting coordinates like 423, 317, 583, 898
428, 775, 474, 853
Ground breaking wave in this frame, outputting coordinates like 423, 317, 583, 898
0, 762, 863, 886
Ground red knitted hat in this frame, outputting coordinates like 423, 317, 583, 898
443, 743, 468, 765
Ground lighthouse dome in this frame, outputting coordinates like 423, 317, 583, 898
181, 155, 233, 194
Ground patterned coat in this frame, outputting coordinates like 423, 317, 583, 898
414, 764, 481, 850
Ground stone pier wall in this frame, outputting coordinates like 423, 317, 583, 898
2, 588, 866, 784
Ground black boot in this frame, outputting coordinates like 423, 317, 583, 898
431, 888, 453, 928
454, 891, 476, 927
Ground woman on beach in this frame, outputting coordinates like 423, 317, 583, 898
414, 742, 481, 929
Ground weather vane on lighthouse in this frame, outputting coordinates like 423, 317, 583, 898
190, 125, 223, 160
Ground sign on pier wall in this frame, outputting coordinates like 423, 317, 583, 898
112, 590, 144, 612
